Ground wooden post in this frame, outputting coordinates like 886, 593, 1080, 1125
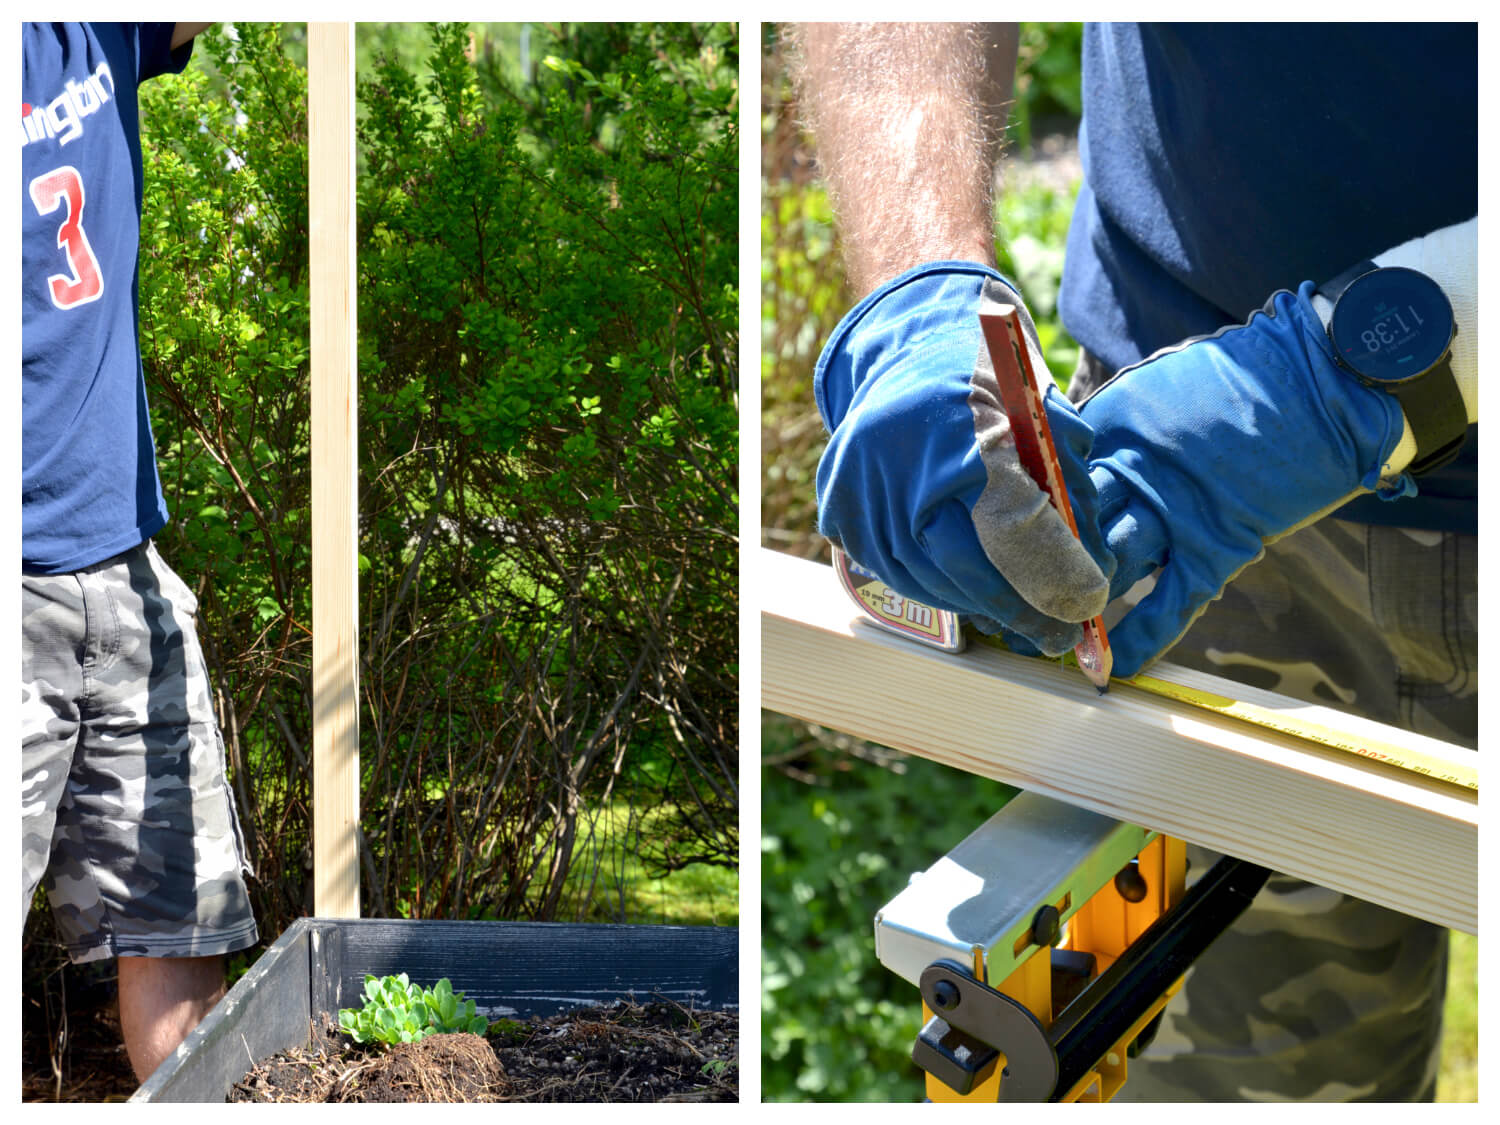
309, 22, 359, 918
760, 549, 1477, 933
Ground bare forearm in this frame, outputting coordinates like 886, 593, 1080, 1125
787, 22, 1018, 296
172, 23, 213, 49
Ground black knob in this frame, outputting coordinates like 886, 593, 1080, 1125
1031, 904, 1062, 947
1115, 860, 1149, 904
931, 979, 961, 1011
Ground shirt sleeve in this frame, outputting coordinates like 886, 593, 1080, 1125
132, 22, 196, 84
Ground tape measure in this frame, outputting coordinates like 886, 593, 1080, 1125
834, 561, 1478, 794
1122, 671, 1477, 793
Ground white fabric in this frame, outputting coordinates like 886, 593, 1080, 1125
1309, 215, 1477, 476
1372, 216, 1477, 422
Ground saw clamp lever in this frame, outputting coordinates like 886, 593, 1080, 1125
914, 958, 1058, 1101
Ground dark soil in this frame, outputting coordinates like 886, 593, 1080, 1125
229, 1000, 738, 1103
21, 958, 137, 1103
22, 966, 736, 1104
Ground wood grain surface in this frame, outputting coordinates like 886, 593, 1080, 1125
309, 23, 360, 919
760, 549, 1476, 933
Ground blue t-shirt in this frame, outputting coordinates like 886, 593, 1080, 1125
21, 23, 192, 573
1059, 23, 1477, 533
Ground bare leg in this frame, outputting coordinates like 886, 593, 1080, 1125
117, 954, 226, 1083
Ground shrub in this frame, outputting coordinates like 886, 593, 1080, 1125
131, 21, 737, 937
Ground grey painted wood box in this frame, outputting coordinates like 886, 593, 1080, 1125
131, 917, 738, 1102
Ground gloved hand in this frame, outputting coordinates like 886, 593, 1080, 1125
816, 262, 1416, 680
1079, 282, 1413, 676
815, 262, 1114, 658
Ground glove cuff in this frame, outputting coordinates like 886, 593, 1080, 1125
1284, 283, 1413, 495
814, 261, 1023, 429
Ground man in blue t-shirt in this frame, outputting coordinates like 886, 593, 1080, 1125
22, 22, 260, 1085
790, 23, 1474, 1101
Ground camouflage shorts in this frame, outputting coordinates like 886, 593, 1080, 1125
1069, 356, 1475, 1102
22, 541, 258, 964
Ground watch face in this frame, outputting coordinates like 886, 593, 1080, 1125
1329, 267, 1454, 385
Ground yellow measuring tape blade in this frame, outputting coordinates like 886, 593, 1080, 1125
1125, 673, 1478, 793
851, 588, 1476, 795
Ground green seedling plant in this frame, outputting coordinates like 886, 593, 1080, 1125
338, 973, 489, 1045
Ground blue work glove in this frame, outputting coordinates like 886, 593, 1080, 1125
816, 262, 1415, 680
815, 262, 1115, 658
1078, 282, 1413, 676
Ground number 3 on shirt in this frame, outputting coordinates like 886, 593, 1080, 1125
29, 165, 105, 310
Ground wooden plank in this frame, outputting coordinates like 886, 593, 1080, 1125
760, 549, 1477, 933
132, 919, 318, 1102
330, 919, 739, 1018
309, 22, 360, 918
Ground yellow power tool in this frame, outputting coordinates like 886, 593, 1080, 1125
875, 792, 1269, 1102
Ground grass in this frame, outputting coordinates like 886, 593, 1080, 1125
623, 860, 738, 927
1438, 929, 1477, 1101
525, 799, 738, 927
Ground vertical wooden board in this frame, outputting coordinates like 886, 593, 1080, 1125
309, 22, 360, 918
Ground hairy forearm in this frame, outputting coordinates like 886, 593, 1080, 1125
172, 23, 214, 49
787, 22, 1018, 296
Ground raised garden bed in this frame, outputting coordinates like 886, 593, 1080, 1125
132, 918, 737, 1103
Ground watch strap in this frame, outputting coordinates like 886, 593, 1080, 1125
1316, 262, 1467, 476
1392, 358, 1468, 475
1317, 259, 1378, 303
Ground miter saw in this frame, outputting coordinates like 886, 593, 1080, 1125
873, 787, 1268, 1102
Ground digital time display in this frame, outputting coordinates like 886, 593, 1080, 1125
1329, 267, 1453, 386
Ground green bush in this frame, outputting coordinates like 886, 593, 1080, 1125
139, 24, 314, 925
131, 21, 738, 937
355, 23, 738, 914
1010, 22, 1085, 150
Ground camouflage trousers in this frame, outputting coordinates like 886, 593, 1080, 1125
22, 541, 258, 964
1067, 360, 1476, 1102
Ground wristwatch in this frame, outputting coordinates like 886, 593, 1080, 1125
1316, 262, 1468, 476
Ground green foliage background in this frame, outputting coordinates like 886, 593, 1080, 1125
27, 22, 738, 980
759, 21, 1475, 1103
